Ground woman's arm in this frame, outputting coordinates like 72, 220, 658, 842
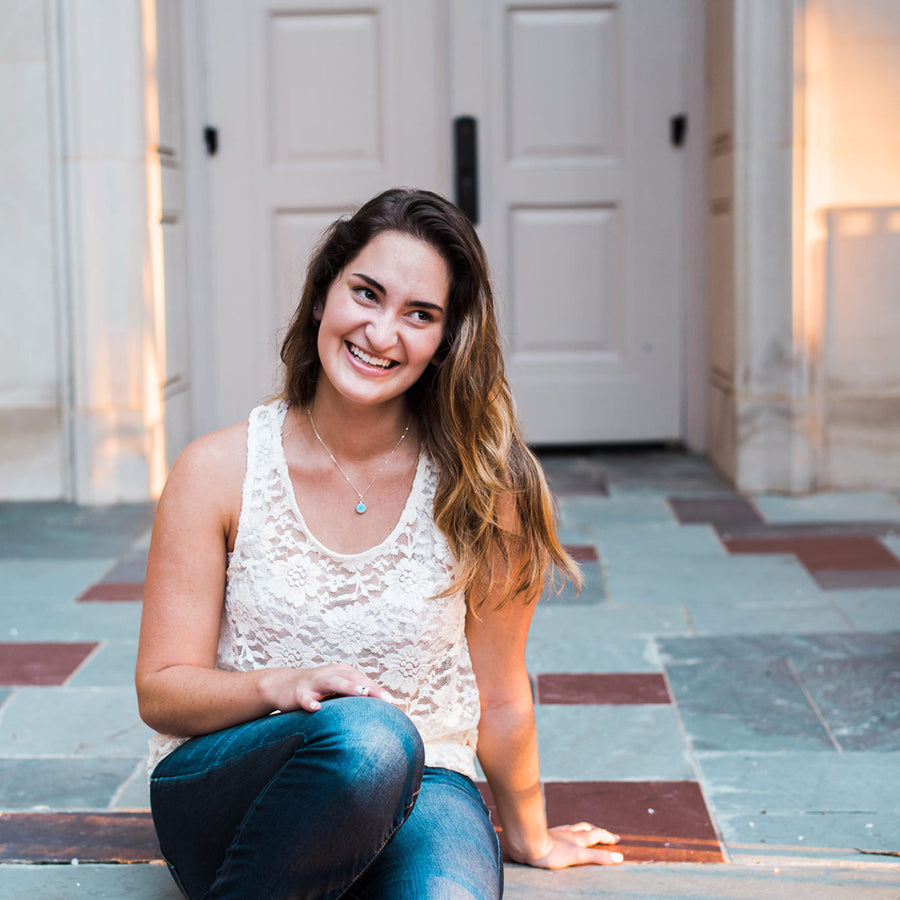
136, 425, 390, 738
465, 504, 623, 869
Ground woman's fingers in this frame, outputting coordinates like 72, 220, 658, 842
298, 666, 395, 710
550, 822, 620, 847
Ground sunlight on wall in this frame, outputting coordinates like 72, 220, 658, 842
796, 0, 900, 487
142, 0, 168, 498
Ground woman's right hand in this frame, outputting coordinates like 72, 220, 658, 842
258, 663, 395, 713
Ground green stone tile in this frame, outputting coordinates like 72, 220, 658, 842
718, 811, 900, 864
696, 751, 900, 816
790, 633, 900, 751
504, 863, 900, 899
831, 589, 900, 631
0, 688, 153, 756
881, 535, 900, 558
0, 598, 143, 642
685, 600, 852, 635
0, 502, 156, 559
0, 758, 141, 810
67, 641, 139, 687
605, 554, 820, 606
110, 761, 151, 810
535, 706, 693, 780
526, 610, 661, 673
0, 864, 183, 900
593, 523, 726, 563
752, 492, 900, 524
661, 644, 834, 752
531, 602, 691, 638
0, 559, 115, 605
559, 495, 676, 530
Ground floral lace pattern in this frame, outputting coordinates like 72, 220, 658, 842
148, 401, 481, 778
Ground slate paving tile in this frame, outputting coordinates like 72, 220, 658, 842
541, 560, 605, 605
0, 503, 155, 559
831, 589, 900, 631
537, 673, 670, 705
593, 522, 726, 563
538, 454, 608, 496
0, 687, 153, 756
525, 613, 662, 672
752, 492, 900, 524
0, 558, 115, 606
98, 550, 149, 584
789, 636, 900, 751
660, 650, 835, 752
110, 762, 151, 810
560, 495, 676, 529
695, 751, 900, 819
684, 600, 852, 636
717, 811, 900, 864
0, 864, 183, 900
586, 449, 733, 496
0, 758, 141, 810
66, 640, 140, 687
534, 706, 693, 780
0, 642, 97, 685
0, 812, 160, 863
0, 598, 143, 642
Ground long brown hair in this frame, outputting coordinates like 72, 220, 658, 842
280, 188, 581, 607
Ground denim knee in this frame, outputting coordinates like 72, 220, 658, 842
312, 698, 425, 805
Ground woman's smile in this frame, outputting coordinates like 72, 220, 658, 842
345, 341, 398, 370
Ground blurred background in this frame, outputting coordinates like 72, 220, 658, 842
3, 0, 900, 505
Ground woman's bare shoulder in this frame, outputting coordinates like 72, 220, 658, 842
162, 420, 249, 512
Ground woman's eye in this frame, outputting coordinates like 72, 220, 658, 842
354, 286, 377, 302
409, 310, 434, 324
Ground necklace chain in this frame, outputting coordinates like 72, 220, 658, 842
306, 407, 411, 514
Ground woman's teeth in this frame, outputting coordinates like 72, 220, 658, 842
348, 343, 394, 368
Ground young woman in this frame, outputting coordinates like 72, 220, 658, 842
136, 188, 623, 900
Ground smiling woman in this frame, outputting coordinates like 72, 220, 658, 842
136, 188, 620, 900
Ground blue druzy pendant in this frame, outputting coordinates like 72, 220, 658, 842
356, 501, 367, 514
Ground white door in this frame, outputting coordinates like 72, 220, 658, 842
200, 0, 687, 442
201, 0, 447, 430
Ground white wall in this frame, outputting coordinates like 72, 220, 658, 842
0, 1, 67, 499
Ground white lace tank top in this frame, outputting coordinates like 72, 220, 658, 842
147, 401, 481, 778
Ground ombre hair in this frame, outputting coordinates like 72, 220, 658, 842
280, 188, 581, 608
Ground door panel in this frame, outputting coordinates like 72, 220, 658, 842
464, 0, 687, 442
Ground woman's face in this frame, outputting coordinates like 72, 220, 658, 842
314, 230, 450, 410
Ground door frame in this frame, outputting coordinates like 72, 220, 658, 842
178, 0, 708, 453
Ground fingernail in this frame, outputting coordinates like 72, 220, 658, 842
309, 700, 321, 711
356, 685, 369, 695
611, 852, 624, 863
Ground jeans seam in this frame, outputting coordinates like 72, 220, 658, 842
336, 782, 422, 900
151, 728, 310, 783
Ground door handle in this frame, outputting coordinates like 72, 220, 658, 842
453, 116, 479, 224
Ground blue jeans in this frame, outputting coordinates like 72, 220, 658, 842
150, 698, 503, 900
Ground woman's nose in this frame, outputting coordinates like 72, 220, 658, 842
364, 312, 398, 351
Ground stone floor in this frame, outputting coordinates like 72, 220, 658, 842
1, 448, 899, 898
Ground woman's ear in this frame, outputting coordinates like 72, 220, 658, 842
312, 303, 323, 323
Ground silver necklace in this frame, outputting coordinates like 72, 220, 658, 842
306, 407, 411, 514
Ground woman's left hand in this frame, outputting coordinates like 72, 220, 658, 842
512, 822, 624, 869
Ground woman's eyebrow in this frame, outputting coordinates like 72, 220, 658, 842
353, 272, 445, 312
352, 273, 386, 294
